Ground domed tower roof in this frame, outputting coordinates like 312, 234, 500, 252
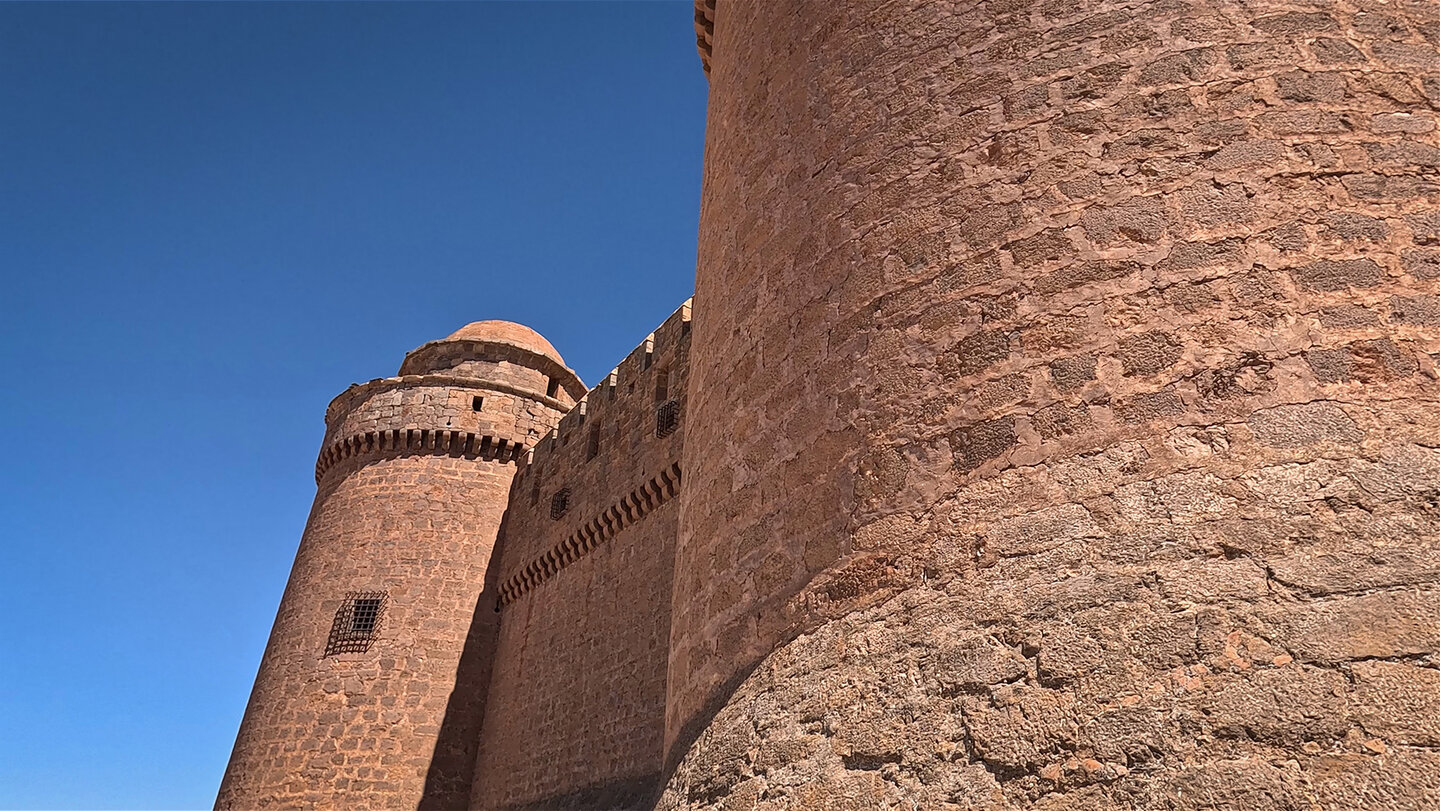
396, 319, 585, 402
442, 321, 567, 367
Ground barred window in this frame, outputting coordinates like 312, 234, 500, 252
656, 399, 680, 438
550, 488, 570, 520
325, 592, 387, 656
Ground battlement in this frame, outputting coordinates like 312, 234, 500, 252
521, 297, 691, 473
499, 297, 692, 598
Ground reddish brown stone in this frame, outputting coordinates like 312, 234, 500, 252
662, 1, 1440, 809
221, 1, 1440, 808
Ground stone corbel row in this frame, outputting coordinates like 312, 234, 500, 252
314, 428, 526, 484
694, 0, 716, 74
496, 461, 683, 608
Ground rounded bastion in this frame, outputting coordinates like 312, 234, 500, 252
218, 320, 580, 810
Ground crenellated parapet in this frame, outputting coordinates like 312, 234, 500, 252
496, 297, 692, 606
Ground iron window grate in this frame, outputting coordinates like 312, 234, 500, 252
656, 400, 681, 438
325, 592, 387, 656
550, 488, 570, 520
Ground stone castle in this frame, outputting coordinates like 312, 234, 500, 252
219, 0, 1440, 808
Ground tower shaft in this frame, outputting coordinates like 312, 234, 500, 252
218, 325, 581, 810
665, 0, 1440, 806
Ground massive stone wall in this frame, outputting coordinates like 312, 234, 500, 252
470, 302, 691, 810
665, 0, 1440, 808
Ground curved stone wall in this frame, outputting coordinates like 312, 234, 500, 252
666, 0, 1440, 807
316, 378, 568, 484
218, 329, 574, 810
216, 453, 517, 810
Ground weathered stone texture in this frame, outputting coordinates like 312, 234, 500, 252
665, 0, 1440, 807
470, 306, 691, 810
217, 455, 516, 810
222, 0, 1440, 806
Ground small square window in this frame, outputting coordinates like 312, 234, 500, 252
325, 592, 387, 656
656, 400, 680, 438
550, 488, 570, 520
472, 396, 484, 412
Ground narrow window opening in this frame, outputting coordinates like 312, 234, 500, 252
550, 488, 570, 520
654, 370, 669, 403
656, 400, 681, 438
545, 377, 560, 398
325, 592, 387, 656
586, 425, 600, 460
472, 395, 484, 412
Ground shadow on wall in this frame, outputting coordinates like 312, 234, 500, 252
418, 557, 504, 810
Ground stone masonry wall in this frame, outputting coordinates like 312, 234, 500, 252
216, 453, 518, 811
664, 0, 1440, 808
219, 337, 574, 810
470, 303, 691, 810
316, 379, 568, 481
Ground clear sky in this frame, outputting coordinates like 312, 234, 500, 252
0, 2, 707, 808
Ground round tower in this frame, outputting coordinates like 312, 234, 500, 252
665, 0, 1440, 807
217, 321, 583, 810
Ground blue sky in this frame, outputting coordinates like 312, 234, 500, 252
0, 3, 706, 808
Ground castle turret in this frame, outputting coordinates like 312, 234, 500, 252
663, 0, 1440, 807
217, 321, 583, 810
